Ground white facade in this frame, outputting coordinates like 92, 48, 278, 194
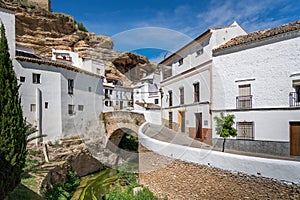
0, 7, 15, 58
52, 49, 105, 77
212, 25, 300, 155
159, 22, 246, 144
133, 73, 161, 110
14, 55, 103, 140
103, 79, 133, 111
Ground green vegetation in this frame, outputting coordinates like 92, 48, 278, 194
0, 23, 28, 199
105, 185, 158, 200
45, 171, 80, 200
214, 112, 237, 152
104, 164, 160, 200
77, 22, 88, 32
119, 134, 139, 152
78, 169, 118, 200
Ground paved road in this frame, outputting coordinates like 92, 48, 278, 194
143, 123, 300, 162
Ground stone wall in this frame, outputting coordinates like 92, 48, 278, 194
212, 138, 290, 156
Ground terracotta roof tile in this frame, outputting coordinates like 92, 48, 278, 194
16, 56, 104, 79
214, 20, 300, 52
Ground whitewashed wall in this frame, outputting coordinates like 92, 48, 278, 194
212, 110, 300, 141
139, 122, 300, 183
14, 60, 63, 140
0, 8, 15, 58
15, 60, 103, 140
213, 35, 300, 110
161, 68, 211, 130
212, 32, 300, 141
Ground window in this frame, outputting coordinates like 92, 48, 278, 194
110, 90, 113, 95
45, 102, 49, 109
116, 101, 119, 105
178, 58, 183, 66
96, 68, 101, 74
179, 87, 184, 104
194, 82, 200, 102
237, 122, 254, 140
30, 104, 36, 112
196, 49, 203, 57
68, 104, 75, 115
168, 90, 173, 107
32, 73, 40, 84
154, 99, 159, 104
289, 80, 300, 107
88, 86, 92, 92
78, 105, 84, 111
237, 84, 252, 109
68, 79, 74, 95
20, 76, 25, 82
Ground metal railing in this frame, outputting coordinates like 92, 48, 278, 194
236, 95, 252, 109
289, 92, 300, 107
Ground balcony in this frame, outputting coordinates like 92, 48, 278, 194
289, 92, 300, 107
236, 95, 252, 109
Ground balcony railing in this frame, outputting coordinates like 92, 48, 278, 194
236, 95, 252, 109
289, 92, 300, 107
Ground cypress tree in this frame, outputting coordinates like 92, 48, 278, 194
0, 23, 27, 199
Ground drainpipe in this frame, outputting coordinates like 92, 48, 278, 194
36, 88, 43, 145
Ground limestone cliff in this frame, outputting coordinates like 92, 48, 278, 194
0, 0, 154, 84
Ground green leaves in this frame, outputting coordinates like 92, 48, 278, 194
0, 23, 28, 199
214, 112, 237, 139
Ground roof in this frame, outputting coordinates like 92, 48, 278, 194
214, 20, 300, 52
135, 102, 160, 109
159, 29, 211, 65
16, 56, 104, 79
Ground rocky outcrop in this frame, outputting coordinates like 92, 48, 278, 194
1, 0, 152, 82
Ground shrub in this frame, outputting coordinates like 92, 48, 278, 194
77, 22, 88, 32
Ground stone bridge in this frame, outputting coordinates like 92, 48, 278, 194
100, 111, 145, 146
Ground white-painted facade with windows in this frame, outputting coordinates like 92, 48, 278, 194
1, 9, 104, 140
103, 78, 133, 111
212, 21, 300, 156
133, 73, 161, 111
159, 22, 246, 144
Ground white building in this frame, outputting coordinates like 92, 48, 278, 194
159, 22, 246, 145
212, 20, 300, 156
15, 48, 104, 141
103, 77, 133, 111
133, 72, 161, 111
1, 8, 104, 141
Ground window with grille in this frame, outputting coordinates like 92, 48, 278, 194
20, 76, 25, 82
237, 122, 254, 140
179, 87, 184, 104
68, 79, 74, 94
78, 105, 84, 111
32, 73, 41, 84
30, 104, 36, 112
178, 58, 183, 66
68, 104, 75, 115
168, 90, 173, 106
169, 112, 173, 129
237, 84, 252, 109
194, 82, 200, 102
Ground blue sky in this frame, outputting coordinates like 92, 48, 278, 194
52, 0, 300, 62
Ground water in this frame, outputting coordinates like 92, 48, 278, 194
71, 169, 118, 200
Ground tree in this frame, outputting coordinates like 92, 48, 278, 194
0, 23, 27, 199
214, 112, 237, 152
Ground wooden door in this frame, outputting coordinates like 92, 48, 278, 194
169, 112, 173, 129
195, 113, 202, 139
180, 111, 185, 133
290, 122, 300, 156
